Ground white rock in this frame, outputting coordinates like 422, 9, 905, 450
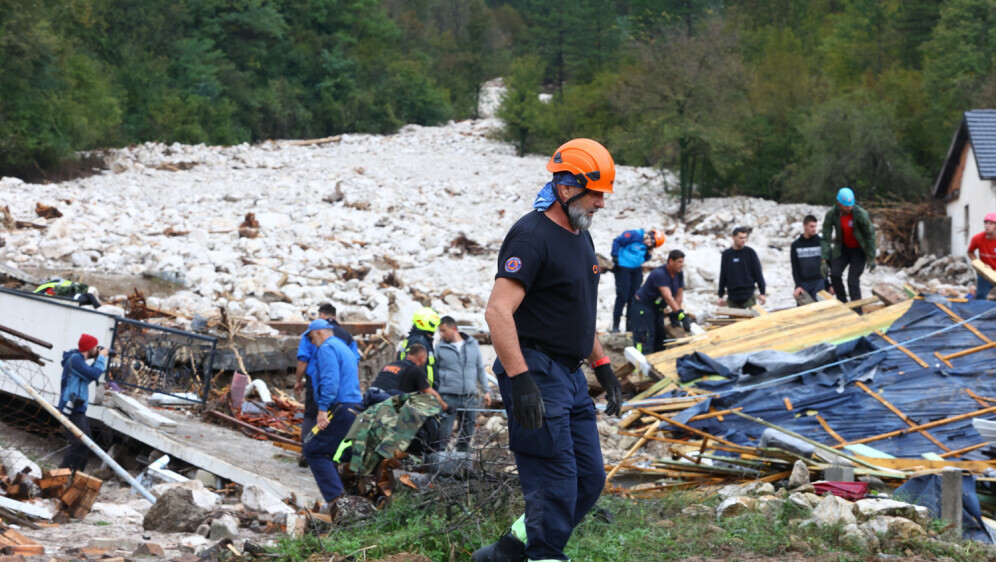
789, 460, 810, 489
0, 446, 42, 478
150, 480, 220, 510
89, 502, 144, 525
241, 484, 294, 515
811, 494, 857, 527
178, 535, 211, 554
209, 513, 241, 541
716, 495, 757, 518
853, 498, 930, 527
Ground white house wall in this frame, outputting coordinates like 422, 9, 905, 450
0, 290, 116, 406
947, 144, 996, 257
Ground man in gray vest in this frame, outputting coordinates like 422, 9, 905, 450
435, 316, 491, 451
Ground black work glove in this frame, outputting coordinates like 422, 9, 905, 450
681, 315, 692, 332
594, 362, 623, 417
668, 311, 680, 327
510, 371, 545, 430
611, 258, 618, 273
443, 404, 455, 415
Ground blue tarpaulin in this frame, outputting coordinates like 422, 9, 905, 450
663, 299, 996, 459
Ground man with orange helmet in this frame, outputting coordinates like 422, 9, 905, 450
475, 139, 623, 562
609, 228, 665, 333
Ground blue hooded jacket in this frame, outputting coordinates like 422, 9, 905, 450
612, 229, 650, 269
58, 350, 107, 414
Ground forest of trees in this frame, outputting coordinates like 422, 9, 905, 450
2, 1, 994, 205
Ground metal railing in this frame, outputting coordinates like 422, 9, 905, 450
107, 318, 217, 403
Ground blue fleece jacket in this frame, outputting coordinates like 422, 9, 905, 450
58, 350, 107, 414
312, 336, 362, 410
297, 320, 360, 378
611, 229, 651, 269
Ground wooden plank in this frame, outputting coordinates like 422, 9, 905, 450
636, 299, 914, 400
639, 409, 742, 448
940, 341, 996, 362
934, 302, 991, 343
0, 262, 43, 285
861, 304, 885, 314
817, 290, 835, 301
750, 304, 768, 315
783, 397, 793, 411
874, 331, 929, 368
846, 297, 881, 310
714, 307, 758, 319
605, 420, 661, 486
854, 381, 951, 453
106, 392, 177, 431
872, 284, 908, 306
834, 404, 996, 449
852, 455, 996, 474
814, 415, 847, 445
972, 259, 996, 286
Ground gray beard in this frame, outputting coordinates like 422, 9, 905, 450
567, 200, 594, 231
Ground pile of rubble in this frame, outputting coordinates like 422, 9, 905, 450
0, 118, 937, 339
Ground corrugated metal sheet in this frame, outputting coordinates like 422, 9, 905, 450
965, 110, 996, 179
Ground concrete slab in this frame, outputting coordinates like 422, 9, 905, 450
93, 405, 319, 507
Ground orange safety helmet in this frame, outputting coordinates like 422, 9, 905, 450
648, 229, 666, 248
546, 139, 615, 194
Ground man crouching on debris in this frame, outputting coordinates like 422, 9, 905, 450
58, 334, 109, 473
475, 139, 623, 562
301, 320, 362, 508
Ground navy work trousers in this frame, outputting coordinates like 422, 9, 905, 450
612, 266, 643, 329
629, 297, 661, 354
303, 402, 359, 501
495, 348, 606, 561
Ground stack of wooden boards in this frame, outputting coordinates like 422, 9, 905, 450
0, 523, 43, 556
633, 295, 915, 402
0, 466, 102, 521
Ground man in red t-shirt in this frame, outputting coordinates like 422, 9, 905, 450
967, 212, 996, 300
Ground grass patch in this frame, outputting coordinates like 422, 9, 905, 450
272, 488, 996, 562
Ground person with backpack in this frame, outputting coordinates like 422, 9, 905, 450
57, 334, 109, 473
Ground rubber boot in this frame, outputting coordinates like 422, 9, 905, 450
472, 515, 526, 562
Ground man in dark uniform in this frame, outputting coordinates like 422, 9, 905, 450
718, 227, 767, 309
473, 138, 624, 562
366, 345, 449, 411
365, 344, 450, 455
630, 250, 689, 353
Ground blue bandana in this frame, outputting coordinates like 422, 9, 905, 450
533, 173, 583, 211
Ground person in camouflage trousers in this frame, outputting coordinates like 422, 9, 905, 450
344, 393, 442, 476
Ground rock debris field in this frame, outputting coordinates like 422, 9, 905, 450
0, 118, 927, 334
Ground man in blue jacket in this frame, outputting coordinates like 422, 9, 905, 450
609, 228, 665, 332
57, 334, 109, 473
301, 319, 363, 505
294, 303, 360, 465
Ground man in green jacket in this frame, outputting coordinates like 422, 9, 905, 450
820, 187, 876, 303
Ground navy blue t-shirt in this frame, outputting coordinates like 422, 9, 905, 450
495, 210, 600, 361
635, 266, 683, 303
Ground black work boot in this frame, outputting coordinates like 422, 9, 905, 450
610, 317, 621, 334
471, 530, 526, 562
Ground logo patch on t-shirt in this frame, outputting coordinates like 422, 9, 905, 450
504, 257, 522, 273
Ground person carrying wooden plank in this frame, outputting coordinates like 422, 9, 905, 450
967, 212, 996, 300
57, 334, 109, 474
791, 214, 833, 304
608, 227, 665, 333
475, 139, 623, 562
718, 227, 767, 309
821, 187, 876, 302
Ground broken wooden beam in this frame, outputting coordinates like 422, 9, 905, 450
972, 259, 996, 286
872, 284, 909, 306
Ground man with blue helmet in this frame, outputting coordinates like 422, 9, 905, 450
821, 187, 876, 303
